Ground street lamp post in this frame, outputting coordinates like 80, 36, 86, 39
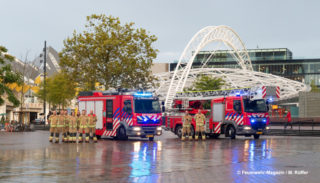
43, 41, 47, 127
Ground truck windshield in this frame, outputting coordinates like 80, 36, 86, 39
243, 99, 267, 113
134, 99, 161, 113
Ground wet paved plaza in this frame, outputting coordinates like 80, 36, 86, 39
1, 131, 320, 182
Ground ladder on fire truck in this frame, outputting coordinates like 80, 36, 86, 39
176, 87, 250, 100
174, 85, 280, 106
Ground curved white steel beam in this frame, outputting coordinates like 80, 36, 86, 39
155, 68, 309, 102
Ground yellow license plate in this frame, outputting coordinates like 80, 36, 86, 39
256, 132, 263, 134
146, 135, 154, 138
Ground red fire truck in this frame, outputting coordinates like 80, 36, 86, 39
78, 90, 163, 141
165, 86, 280, 139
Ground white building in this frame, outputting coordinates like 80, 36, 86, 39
0, 47, 61, 124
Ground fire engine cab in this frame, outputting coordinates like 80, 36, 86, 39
78, 90, 162, 141
165, 86, 280, 139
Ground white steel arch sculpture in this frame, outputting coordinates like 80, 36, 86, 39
165, 25, 253, 109
158, 25, 309, 109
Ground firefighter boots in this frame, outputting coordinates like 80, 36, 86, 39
68, 134, 73, 143
79, 135, 83, 143
85, 133, 89, 143
181, 136, 185, 140
63, 133, 68, 143
93, 133, 98, 143
202, 135, 206, 140
49, 133, 53, 142
189, 136, 193, 140
55, 133, 59, 143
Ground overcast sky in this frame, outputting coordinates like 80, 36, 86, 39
1, 0, 320, 62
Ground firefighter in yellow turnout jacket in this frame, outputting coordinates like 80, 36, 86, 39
63, 110, 70, 142
181, 111, 193, 140
194, 110, 206, 140
48, 110, 57, 142
88, 110, 98, 143
76, 111, 81, 140
79, 110, 89, 143
55, 111, 66, 143
68, 111, 78, 143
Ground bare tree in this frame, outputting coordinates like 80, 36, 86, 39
12, 51, 38, 125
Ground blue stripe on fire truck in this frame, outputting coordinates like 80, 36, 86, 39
225, 112, 230, 120
114, 108, 120, 119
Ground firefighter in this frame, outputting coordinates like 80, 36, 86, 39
48, 110, 57, 142
194, 109, 206, 140
79, 110, 89, 143
88, 110, 98, 143
63, 110, 70, 143
76, 111, 81, 142
181, 111, 193, 140
55, 111, 65, 143
68, 111, 78, 143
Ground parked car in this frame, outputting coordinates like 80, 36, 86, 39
31, 119, 45, 125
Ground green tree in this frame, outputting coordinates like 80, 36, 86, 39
184, 75, 225, 109
186, 75, 225, 91
60, 14, 158, 91
310, 80, 320, 92
37, 72, 76, 109
0, 46, 22, 107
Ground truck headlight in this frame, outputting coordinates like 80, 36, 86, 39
244, 126, 251, 130
133, 127, 141, 131
157, 126, 162, 131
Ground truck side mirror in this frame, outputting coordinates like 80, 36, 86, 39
162, 106, 165, 112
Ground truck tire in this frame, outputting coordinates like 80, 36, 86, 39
253, 134, 260, 139
149, 137, 154, 141
175, 125, 182, 138
226, 125, 236, 139
117, 126, 128, 140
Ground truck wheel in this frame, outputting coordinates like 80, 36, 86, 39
226, 125, 236, 139
253, 134, 260, 139
175, 125, 182, 138
117, 126, 128, 140
149, 137, 154, 141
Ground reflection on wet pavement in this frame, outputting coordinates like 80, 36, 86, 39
1, 131, 320, 182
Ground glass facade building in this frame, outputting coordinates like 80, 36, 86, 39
170, 48, 320, 87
